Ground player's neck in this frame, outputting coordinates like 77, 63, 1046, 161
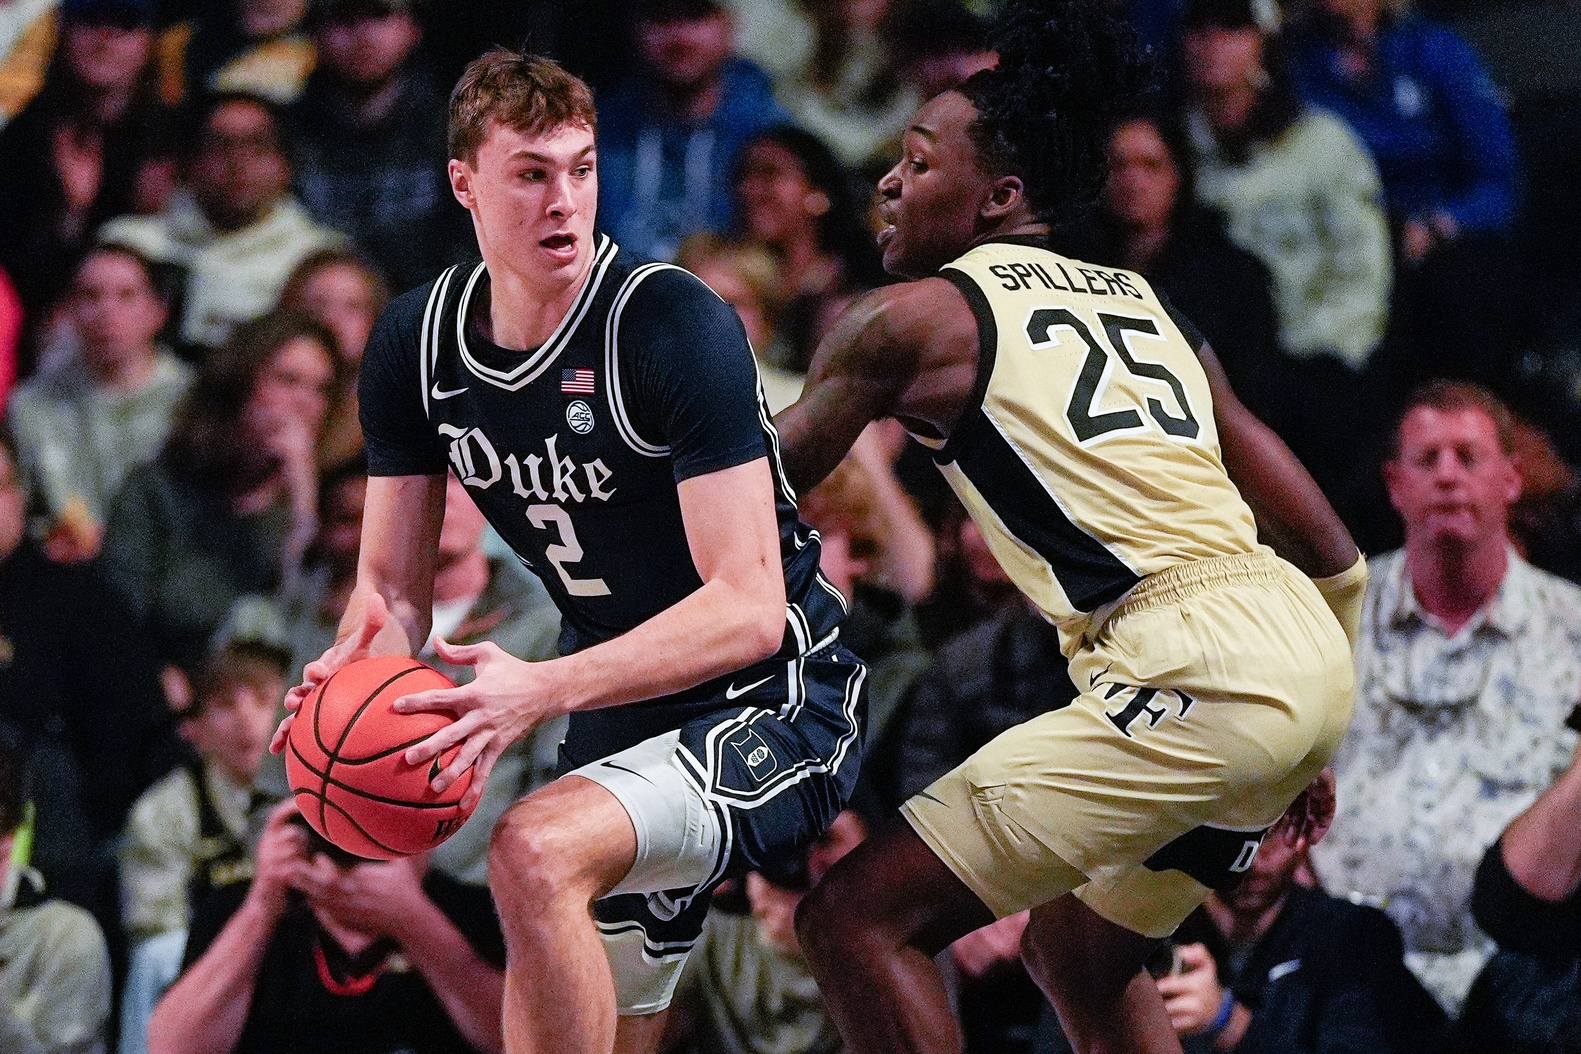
970, 217, 1050, 251
479, 254, 595, 351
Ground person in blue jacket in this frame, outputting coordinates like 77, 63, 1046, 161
1285, 0, 1521, 389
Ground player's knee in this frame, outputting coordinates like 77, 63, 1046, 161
487, 801, 584, 904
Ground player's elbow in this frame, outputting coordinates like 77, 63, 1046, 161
741, 595, 785, 663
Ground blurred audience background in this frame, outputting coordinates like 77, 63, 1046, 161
2, 0, 1580, 1051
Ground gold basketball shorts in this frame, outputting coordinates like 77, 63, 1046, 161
901, 549, 1355, 938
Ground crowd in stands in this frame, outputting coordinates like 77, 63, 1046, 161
1, 0, 1580, 1051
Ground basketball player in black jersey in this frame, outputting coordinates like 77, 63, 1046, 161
269, 52, 864, 1054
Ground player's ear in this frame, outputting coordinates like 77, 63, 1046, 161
449, 158, 476, 210
982, 175, 1025, 222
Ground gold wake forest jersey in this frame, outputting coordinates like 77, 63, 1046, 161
926, 238, 1262, 638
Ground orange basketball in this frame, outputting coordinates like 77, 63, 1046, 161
285, 655, 475, 860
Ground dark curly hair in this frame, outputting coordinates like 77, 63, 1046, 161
959, 0, 1153, 228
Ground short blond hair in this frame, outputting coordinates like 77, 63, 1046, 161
448, 49, 597, 165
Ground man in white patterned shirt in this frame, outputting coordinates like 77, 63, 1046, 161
1313, 380, 1581, 1014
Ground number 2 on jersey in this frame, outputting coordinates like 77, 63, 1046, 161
1027, 308, 1200, 443
526, 504, 611, 596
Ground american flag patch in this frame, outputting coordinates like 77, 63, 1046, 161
561, 367, 595, 394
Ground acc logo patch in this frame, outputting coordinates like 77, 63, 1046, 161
566, 400, 595, 434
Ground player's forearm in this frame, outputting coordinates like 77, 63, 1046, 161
776, 398, 861, 496
1499, 760, 1581, 902
393, 899, 505, 1054
547, 575, 784, 715
146, 898, 276, 1054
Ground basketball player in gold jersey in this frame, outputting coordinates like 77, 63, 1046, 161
774, 3, 1367, 1053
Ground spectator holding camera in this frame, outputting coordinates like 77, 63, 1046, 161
147, 801, 505, 1054
1155, 772, 1445, 1054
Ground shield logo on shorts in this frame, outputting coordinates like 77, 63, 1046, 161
725, 727, 779, 784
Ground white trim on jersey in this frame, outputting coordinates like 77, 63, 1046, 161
418, 265, 460, 421
454, 235, 619, 392
604, 261, 683, 458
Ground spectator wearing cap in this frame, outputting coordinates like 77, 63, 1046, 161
147, 801, 506, 1054
7, 243, 191, 563
99, 90, 346, 350
0, 0, 173, 315
597, 0, 789, 261
290, 0, 462, 292
0, 736, 114, 1054
1311, 381, 1581, 1014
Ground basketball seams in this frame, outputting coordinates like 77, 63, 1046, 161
287, 656, 474, 858
287, 737, 471, 810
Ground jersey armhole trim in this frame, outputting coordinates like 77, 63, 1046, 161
1155, 290, 1208, 356
933, 266, 998, 466
605, 262, 681, 458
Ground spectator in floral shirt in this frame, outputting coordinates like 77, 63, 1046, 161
1312, 380, 1581, 1015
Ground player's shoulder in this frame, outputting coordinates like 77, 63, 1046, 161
610, 255, 733, 322
604, 253, 747, 357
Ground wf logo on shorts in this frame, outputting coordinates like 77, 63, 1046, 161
725, 726, 779, 784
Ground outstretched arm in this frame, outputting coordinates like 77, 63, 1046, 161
775, 284, 941, 495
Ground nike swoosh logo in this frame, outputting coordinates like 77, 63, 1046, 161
431, 384, 469, 400
724, 675, 773, 700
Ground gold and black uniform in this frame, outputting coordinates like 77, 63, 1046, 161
901, 238, 1355, 936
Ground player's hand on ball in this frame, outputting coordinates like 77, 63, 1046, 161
270, 591, 394, 755
1154, 943, 1226, 1035
395, 638, 553, 809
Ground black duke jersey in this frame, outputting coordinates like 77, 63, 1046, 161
359, 234, 848, 726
